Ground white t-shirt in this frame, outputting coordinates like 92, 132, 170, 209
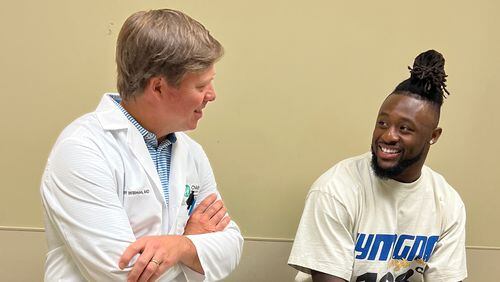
288, 153, 467, 282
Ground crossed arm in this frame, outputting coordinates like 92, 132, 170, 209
118, 194, 231, 282
42, 139, 242, 281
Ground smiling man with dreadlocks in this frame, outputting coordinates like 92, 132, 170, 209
288, 50, 467, 282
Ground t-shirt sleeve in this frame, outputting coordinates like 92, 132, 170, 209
288, 188, 356, 281
424, 197, 467, 282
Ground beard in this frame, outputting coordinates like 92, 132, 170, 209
370, 146, 424, 180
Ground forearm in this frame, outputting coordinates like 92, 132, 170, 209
185, 224, 243, 281
311, 270, 347, 282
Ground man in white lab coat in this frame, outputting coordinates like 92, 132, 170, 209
40, 9, 243, 281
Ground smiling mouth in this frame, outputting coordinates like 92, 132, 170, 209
378, 144, 402, 159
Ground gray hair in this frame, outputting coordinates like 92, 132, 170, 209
116, 9, 224, 100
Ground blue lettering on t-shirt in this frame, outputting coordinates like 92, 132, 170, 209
368, 234, 397, 261
355, 233, 374, 260
355, 233, 439, 262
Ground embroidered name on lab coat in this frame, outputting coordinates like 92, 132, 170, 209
124, 189, 151, 196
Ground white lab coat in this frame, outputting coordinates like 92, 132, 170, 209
40, 94, 243, 281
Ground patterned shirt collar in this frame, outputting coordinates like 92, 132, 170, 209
111, 95, 177, 147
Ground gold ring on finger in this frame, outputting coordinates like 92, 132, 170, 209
150, 259, 161, 266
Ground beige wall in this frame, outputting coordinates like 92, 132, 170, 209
1, 0, 499, 279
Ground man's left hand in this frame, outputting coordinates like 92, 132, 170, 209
183, 193, 230, 235
119, 235, 195, 282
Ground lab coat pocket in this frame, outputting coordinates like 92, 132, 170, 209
123, 187, 162, 236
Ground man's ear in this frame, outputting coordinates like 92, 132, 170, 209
429, 127, 442, 145
144, 76, 165, 97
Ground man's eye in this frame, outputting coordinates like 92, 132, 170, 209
400, 126, 412, 132
377, 121, 387, 127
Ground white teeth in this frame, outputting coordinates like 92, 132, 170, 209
380, 146, 400, 154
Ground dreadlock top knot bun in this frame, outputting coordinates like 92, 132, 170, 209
394, 50, 451, 107
409, 50, 449, 97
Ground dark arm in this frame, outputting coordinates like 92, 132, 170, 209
311, 270, 348, 282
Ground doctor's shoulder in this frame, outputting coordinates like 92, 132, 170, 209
42, 113, 114, 186
48, 113, 103, 153
175, 132, 208, 159
175, 132, 216, 189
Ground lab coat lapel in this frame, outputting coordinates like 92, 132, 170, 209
96, 93, 164, 207
168, 138, 188, 231
127, 129, 164, 203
